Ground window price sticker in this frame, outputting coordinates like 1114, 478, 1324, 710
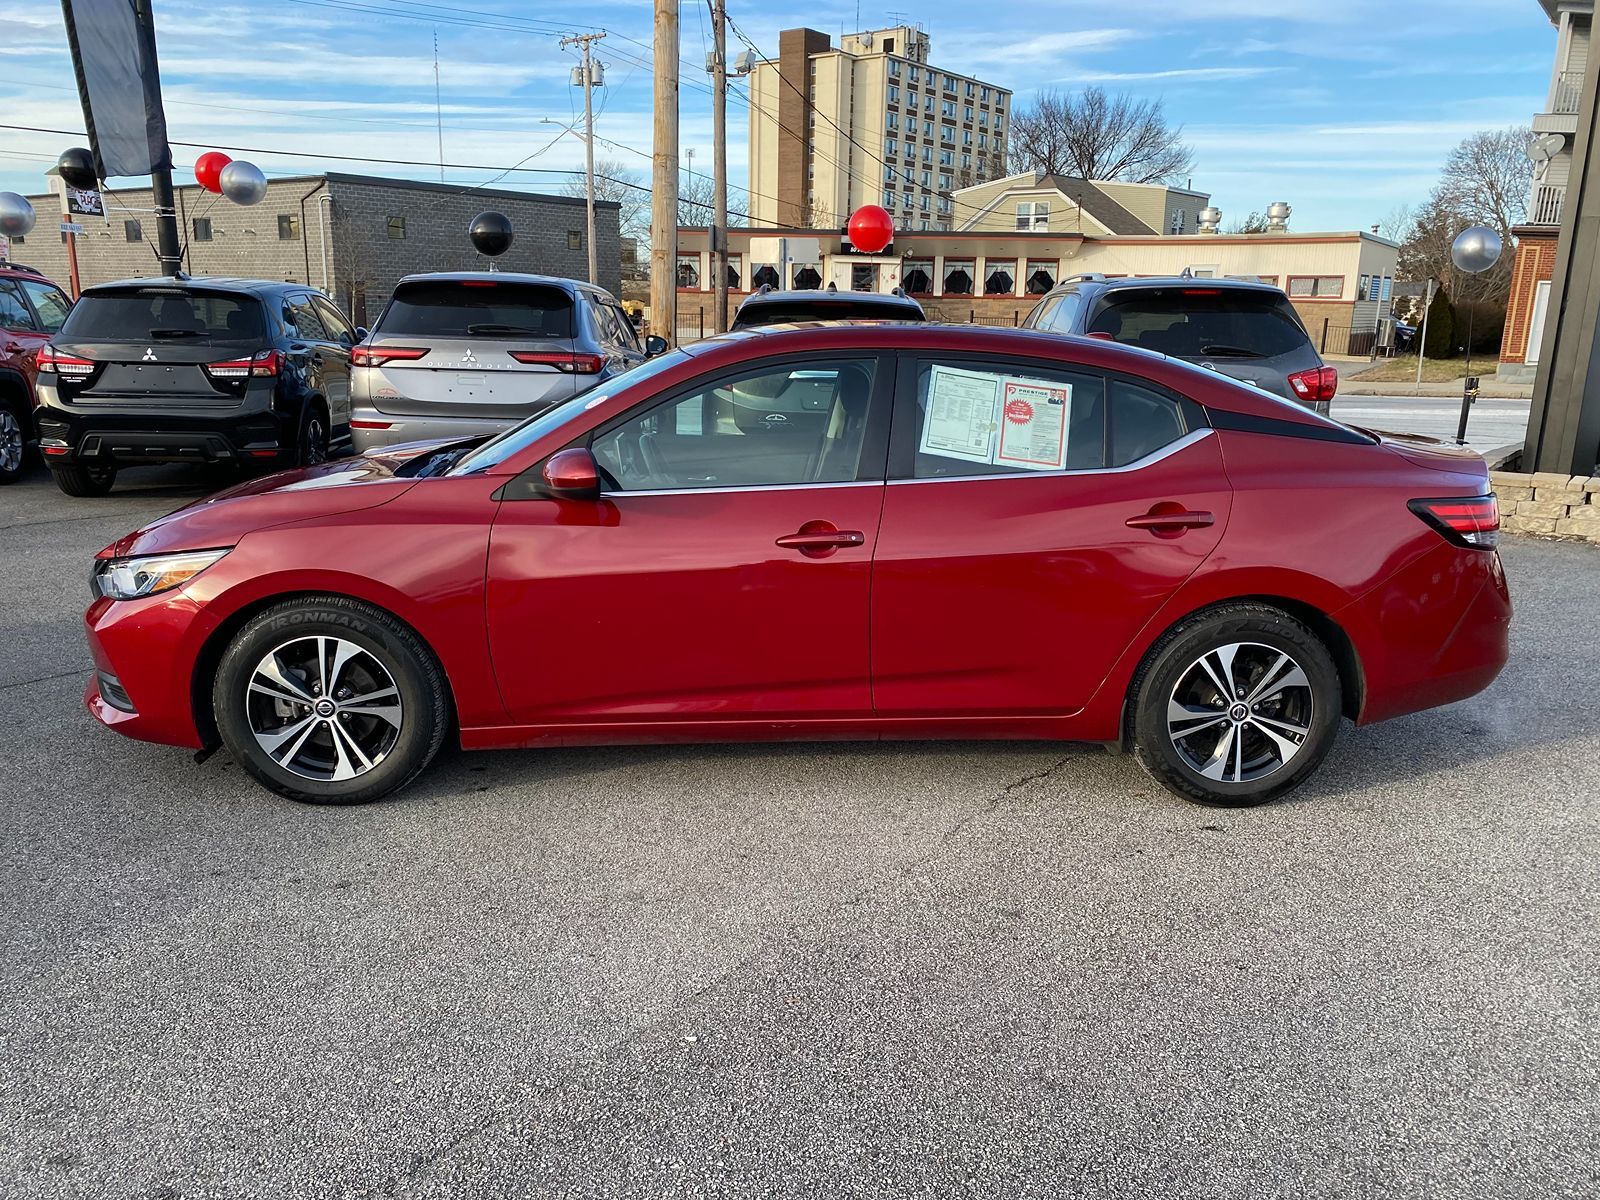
920, 365, 1070, 470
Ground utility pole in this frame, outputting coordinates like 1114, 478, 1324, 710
561, 31, 606, 286
132, 0, 181, 276
710, 0, 729, 332
433, 30, 445, 183
651, 0, 679, 342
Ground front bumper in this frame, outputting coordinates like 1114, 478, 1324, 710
83, 588, 218, 750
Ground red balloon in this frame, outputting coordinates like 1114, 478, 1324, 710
195, 151, 232, 194
847, 205, 894, 254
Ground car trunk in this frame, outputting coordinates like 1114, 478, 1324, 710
52, 287, 268, 406
362, 280, 582, 419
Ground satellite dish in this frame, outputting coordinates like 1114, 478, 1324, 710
1528, 132, 1565, 164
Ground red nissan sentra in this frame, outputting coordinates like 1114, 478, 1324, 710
81, 324, 1510, 808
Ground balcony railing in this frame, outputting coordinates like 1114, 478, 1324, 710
1533, 182, 1566, 226
1551, 69, 1584, 115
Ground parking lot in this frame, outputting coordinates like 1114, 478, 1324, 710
1, 464, 1597, 1198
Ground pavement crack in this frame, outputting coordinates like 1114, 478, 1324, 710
0, 668, 83, 692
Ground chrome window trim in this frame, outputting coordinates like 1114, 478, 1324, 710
888, 427, 1213, 486
601, 479, 885, 499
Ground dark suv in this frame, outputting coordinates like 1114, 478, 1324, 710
1022, 275, 1336, 413
0, 261, 74, 485
731, 285, 926, 329
32, 277, 360, 495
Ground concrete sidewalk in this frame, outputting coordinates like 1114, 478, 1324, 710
1337, 376, 1533, 399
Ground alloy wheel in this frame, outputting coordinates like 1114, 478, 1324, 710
304, 416, 328, 465
1166, 641, 1313, 784
246, 635, 402, 781
0, 410, 22, 475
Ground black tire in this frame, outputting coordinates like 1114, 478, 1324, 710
296, 402, 330, 467
1130, 603, 1342, 807
50, 461, 117, 497
0, 403, 25, 485
212, 596, 449, 805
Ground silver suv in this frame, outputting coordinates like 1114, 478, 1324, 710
350, 272, 649, 453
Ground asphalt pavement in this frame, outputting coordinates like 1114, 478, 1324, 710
1331, 394, 1530, 457
1, 465, 1596, 1198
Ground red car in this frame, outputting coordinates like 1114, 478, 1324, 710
83, 324, 1510, 808
0, 261, 74, 484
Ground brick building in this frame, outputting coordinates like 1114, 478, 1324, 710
12, 172, 621, 328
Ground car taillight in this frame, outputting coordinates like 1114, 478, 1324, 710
351, 345, 429, 367
204, 349, 282, 379
508, 350, 604, 374
1409, 495, 1499, 550
36, 345, 95, 376
1287, 365, 1339, 403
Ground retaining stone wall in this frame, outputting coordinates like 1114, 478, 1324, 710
1491, 469, 1600, 540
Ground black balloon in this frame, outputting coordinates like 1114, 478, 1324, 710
469, 211, 513, 257
57, 147, 97, 190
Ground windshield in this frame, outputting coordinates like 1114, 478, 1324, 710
448, 349, 692, 475
61, 288, 265, 341
377, 280, 575, 339
1088, 292, 1309, 359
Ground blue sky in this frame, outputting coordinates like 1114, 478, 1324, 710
0, 0, 1560, 233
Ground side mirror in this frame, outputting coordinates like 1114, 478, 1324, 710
355, 326, 369, 340
644, 334, 669, 357
539, 447, 601, 501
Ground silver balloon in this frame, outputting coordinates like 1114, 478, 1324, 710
219, 160, 268, 206
0, 192, 36, 238
1451, 225, 1503, 274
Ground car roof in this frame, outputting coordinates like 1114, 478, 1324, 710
394, 271, 600, 296
737, 288, 922, 308
1059, 275, 1285, 298
80, 275, 317, 296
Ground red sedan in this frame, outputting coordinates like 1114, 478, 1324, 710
82, 324, 1510, 807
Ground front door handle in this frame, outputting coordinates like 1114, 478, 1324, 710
1126, 506, 1215, 532
775, 522, 866, 557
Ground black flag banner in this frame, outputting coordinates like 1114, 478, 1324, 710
60, 0, 173, 179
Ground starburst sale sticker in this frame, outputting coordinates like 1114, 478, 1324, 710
995, 380, 1069, 469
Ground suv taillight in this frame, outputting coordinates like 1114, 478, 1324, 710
1287, 365, 1339, 403
351, 345, 429, 367
204, 349, 282, 379
508, 350, 604, 374
36, 345, 95, 376
1409, 495, 1499, 550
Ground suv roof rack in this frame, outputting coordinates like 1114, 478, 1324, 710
1058, 272, 1105, 285
0, 259, 45, 277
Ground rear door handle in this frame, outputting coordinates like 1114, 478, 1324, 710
1126, 508, 1215, 531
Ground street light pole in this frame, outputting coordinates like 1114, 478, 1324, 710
562, 31, 606, 286
710, 0, 728, 332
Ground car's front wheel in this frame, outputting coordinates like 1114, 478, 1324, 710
212, 597, 449, 804
1130, 604, 1342, 807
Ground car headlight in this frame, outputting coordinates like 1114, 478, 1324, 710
93, 549, 230, 600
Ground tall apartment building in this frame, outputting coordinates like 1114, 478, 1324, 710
1498, 0, 1592, 379
747, 24, 1012, 231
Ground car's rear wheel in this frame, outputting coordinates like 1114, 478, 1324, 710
0, 405, 25, 485
1131, 604, 1342, 807
297, 404, 330, 467
50, 461, 117, 497
212, 597, 449, 804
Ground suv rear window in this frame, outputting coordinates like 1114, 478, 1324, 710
61, 288, 265, 341
378, 281, 574, 339
1088, 292, 1310, 359
734, 297, 924, 328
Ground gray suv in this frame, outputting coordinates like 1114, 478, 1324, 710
1022, 275, 1337, 414
350, 273, 649, 452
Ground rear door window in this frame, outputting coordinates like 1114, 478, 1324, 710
286, 296, 329, 341
1088, 291, 1310, 359
19, 279, 71, 333
377, 281, 575, 339
60, 289, 265, 342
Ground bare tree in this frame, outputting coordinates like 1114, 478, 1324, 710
1397, 126, 1532, 306
1379, 202, 1414, 243
1226, 211, 1269, 234
1007, 87, 1194, 183
561, 157, 650, 247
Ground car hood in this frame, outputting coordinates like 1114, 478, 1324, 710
100, 443, 449, 559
